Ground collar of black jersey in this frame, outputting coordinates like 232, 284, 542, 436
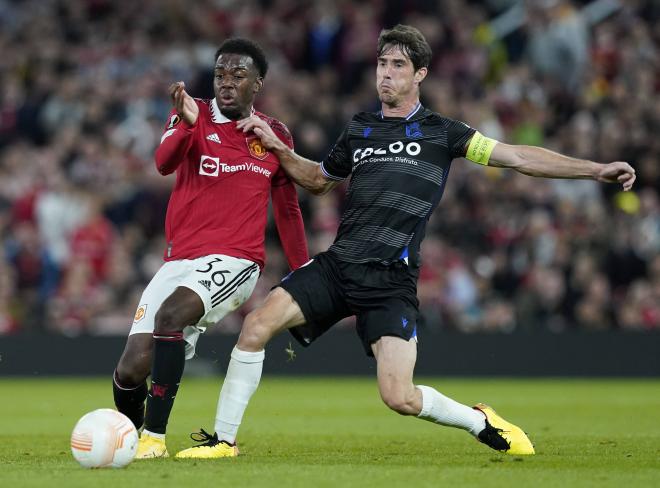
378, 102, 424, 121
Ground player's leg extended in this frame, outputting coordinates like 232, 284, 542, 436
372, 336, 534, 455
371, 336, 422, 415
372, 336, 486, 429
175, 287, 305, 459
115, 261, 181, 434
138, 287, 204, 458
113, 333, 152, 430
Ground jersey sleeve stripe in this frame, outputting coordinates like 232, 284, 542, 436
320, 161, 346, 181
160, 128, 176, 144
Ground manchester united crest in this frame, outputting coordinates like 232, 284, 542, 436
246, 136, 268, 160
133, 304, 147, 323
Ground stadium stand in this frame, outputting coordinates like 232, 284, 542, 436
0, 0, 657, 337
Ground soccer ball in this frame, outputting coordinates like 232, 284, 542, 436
70, 409, 138, 468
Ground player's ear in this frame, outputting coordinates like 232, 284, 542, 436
254, 76, 264, 94
414, 67, 428, 85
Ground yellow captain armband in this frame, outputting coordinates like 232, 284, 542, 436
465, 131, 497, 165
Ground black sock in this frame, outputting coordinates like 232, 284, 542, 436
112, 370, 148, 430
144, 332, 185, 435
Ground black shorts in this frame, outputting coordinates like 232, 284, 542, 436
278, 251, 419, 357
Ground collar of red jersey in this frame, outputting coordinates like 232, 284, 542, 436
210, 98, 255, 124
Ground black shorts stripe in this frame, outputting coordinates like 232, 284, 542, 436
210, 263, 258, 302
210, 263, 258, 301
211, 264, 259, 307
212, 272, 255, 307
211, 270, 257, 307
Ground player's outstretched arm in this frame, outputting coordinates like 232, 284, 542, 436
237, 115, 339, 195
169, 81, 199, 125
154, 82, 200, 175
488, 142, 636, 191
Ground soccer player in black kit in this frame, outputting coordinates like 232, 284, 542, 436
176, 25, 636, 458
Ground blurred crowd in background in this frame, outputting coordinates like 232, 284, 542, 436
0, 0, 658, 337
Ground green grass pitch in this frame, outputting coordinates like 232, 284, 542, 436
1, 377, 659, 487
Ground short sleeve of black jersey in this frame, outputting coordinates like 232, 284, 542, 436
321, 128, 351, 180
447, 119, 476, 159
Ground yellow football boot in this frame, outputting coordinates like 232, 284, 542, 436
135, 431, 169, 459
473, 403, 535, 455
175, 429, 239, 459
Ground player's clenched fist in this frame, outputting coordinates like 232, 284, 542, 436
596, 161, 636, 191
169, 81, 199, 126
237, 115, 287, 152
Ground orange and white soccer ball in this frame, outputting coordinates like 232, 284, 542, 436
70, 409, 138, 468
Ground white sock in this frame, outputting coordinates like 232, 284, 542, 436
142, 429, 165, 440
416, 385, 486, 436
214, 346, 265, 444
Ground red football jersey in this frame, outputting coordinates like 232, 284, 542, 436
155, 98, 308, 270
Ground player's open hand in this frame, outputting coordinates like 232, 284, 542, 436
237, 115, 287, 152
597, 161, 636, 191
169, 81, 199, 126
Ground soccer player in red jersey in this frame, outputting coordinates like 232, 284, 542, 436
111, 38, 309, 459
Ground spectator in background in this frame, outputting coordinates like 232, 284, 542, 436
0, 250, 18, 334
525, 0, 590, 91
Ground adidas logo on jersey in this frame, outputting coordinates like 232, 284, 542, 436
206, 133, 221, 144
198, 280, 212, 291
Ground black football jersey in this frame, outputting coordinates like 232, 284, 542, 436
321, 105, 474, 269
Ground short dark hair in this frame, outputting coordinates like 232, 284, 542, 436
215, 38, 268, 78
377, 24, 432, 72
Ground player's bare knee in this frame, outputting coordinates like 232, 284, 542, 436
154, 304, 185, 335
380, 387, 417, 415
116, 355, 150, 386
116, 335, 152, 385
381, 393, 406, 415
238, 309, 275, 350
